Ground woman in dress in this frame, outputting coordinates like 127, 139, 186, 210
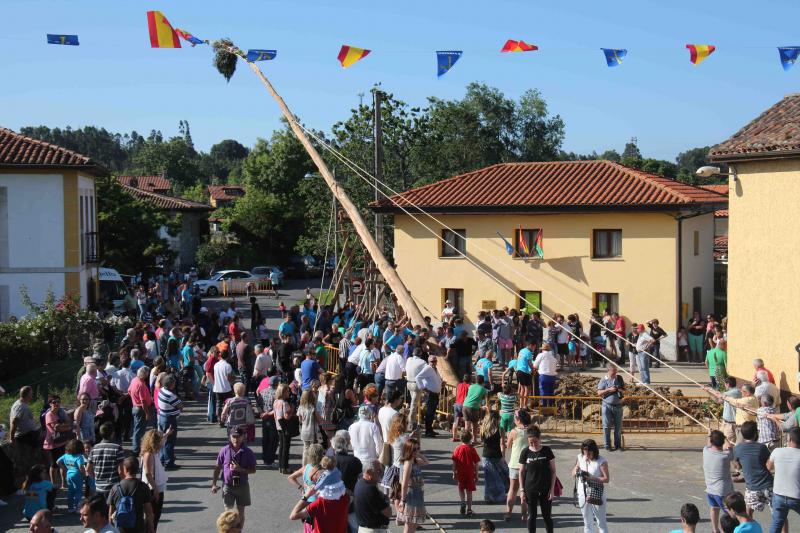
73, 393, 95, 444
480, 409, 510, 504
397, 437, 429, 533
570, 439, 610, 533
140, 429, 171, 529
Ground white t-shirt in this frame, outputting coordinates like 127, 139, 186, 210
576, 454, 607, 504
384, 352, 405, 381
416, 364, 443, 394
377, 405, 398, 442
348, 344, 365, 366
212, 359, 233, 393
771, 447, 800, 499
533, 351, 558, 376
442, 306, 455, 321
556, 323, 572, 344
253, 352, 273, 377
636, 332, 654, 353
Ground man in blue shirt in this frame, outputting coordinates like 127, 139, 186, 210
597, 365, 625, 451
475, 351, 494, 390
300, 352, 321, 392
278, 316, 295, 340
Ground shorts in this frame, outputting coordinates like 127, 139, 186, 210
509, 467, 520, 480
223, 482, 252, 508
706, 493, 726, 509
497, 338, 513, 350
454, 404, 463, 418
516, 371, 532, 387
745, 488, 773, 512
556, 343, 569, 356
463, 406, 482, 423
722, 421, 737, 445
500, 413, 515, 433
49, 446, 66, 464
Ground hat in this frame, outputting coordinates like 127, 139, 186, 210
229, 426, 244, 437
315, 469, 346, 500
269, 376, 280, 388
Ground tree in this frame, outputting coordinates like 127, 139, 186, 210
130, 133, 200, 191
517, 88, 566, 162
95, 176, 174, 272
620, 138, 642, 167
675, 146, 726, 184
600, 149, 621, 162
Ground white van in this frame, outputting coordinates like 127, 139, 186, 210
99, 267, 130, 313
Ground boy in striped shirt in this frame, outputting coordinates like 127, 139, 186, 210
157, 374, 184, 469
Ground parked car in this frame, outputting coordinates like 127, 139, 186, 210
251, 265, 284, 285
193, 269, 257, 296
286, 255, 322, 278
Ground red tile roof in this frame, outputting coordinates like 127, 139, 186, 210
700, 184, 729, 217
119, 183, 212, 212
372, 160, 727, 213
0, 127, 108, 176
207, 184, 245, 201
117, 175, 172, 192
714, 235, 728, 262
710, 94, 800, 161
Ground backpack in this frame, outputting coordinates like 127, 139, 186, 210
115, 482, 138, 529
226, 398, 252, 430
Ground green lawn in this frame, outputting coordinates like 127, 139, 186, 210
0, 359, 81, 428
296, 289, 336, 307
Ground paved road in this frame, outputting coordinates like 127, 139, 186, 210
2, 279, 787, 531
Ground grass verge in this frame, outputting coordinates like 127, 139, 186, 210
0, 359, 82, 427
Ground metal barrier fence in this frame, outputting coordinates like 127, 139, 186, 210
324, 345, 341, 375
221, 279, 276, 296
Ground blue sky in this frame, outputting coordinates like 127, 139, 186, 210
1, 0, 797, 161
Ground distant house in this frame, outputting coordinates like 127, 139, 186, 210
700, 184, 729, 318
0, 127, 107, 319
117, 178, 212, 271
371, 160, 727, 361
700, 184, 729, 237
710, 93, 800, 393
207, 184, 245, 208
117, 174, 172, 195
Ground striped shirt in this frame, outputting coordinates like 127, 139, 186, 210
157, 387, 183, 418
498, 392, 517, 415
757, 407, 780, 443
87, 440, 124, 493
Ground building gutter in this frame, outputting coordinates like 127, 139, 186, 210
710, 149, 800, 164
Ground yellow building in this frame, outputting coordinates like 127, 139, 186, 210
710, 94, 800, 393
372, 160, 726, 360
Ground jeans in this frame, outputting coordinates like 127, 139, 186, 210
770, 493, 800, 533
636, 352, 651, 384
375, 373, 386, 398
261, 417, 278, 465
158, 414, 178, 466
407, 382, 421, 430
651, 343, 661, 367
424, 392, 439, 433
601, 403, 623, 449
384, 379, 406, 401
278, 429, 292, 471
617, 338, 627, 364
207, 389, 218, 422
131, 406, 148, 455
539, 374, 556, 407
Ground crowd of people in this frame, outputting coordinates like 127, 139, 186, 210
4, 273, 800, 533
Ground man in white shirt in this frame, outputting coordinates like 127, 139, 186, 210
377, 391, 404, 442
348, 405, 383, 467
416, 356, 443, 438
405, 348, 427, 431
252, 346, 273, 383
212, 351, 235, 426
441, 300, 455, 324
346, 337, 365, 389
634, 324, 655, 385
766, 427, 800, 530
383, 346, 406, 401
754, 370, 779, 403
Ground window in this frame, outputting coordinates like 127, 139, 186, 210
441, 229, 466, 257
443, 288, 464, 318
594, 293, 619, 315
513, 228, 541, 258
519, 291, 542, 315
692, 287, 702, 314
593, 229, 622, 258
693, 230, 700, 256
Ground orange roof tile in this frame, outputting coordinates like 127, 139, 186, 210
207, 184, 245, 201
0, 127, 107, 176
372, 160, 727, 213
117, 175, 172, 192
700, 185, 729, 217
714, 235, 728, 262
120, 183, 212, 212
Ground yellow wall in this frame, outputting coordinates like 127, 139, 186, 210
393, 212, 687, 338
727, 159, 800, 393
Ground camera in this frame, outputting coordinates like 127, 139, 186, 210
577, 470, 589, 481
230, 461, 241, 487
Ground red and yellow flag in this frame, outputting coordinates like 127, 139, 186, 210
518, 226, 530, 256
338, 45, 370, 68
501, 40, 538, 53
147, 11, 181, 48
686, 44, 715, 65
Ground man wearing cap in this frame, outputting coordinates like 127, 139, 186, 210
212, 427, 257, 530
442, 299, 455, 324
634, 324, 655, 385
416, 355, 443, 438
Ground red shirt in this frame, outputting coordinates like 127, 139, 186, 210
753, 367, 776, 384
451, 443, 480, 490
306, 495, 350, 533
228, 322, 242, 342
614, 318, 626, 336
128, 377, 153, 409
456, 383, 470, 405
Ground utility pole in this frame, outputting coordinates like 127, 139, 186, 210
373, 90, 384, 252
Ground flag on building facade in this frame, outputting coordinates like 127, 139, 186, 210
518, 226, 530, 256
601, 48, 627, 67
338, 45, 370, 68
534, 229, 544, 258
437, 51, 462, 77
147, 10, 181, 48
496, 232, 514, 255
686, 44, 715, 65
47, 34, 79, 46
778, 47, 800, 71
246, 49, 277, 62
175, 28, 204, 46
501, 40, 538, 53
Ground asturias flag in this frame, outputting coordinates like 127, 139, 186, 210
601, 48, 627, 67
496, 232, 514, 256
778, 47, 800, 71
175, 28, 204, 46
437, 51, 462, 78
338, 45, 370, 68
246, 49, 277, 62
147, 11, 181, 48
534, 229, 544, 259
47, 34, 79, 46
501, 40, 538, 53
686, 44, 715, 65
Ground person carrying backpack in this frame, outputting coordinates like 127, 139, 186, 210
107, 456, 154, 533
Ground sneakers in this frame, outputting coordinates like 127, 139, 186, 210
460, 503, 466, 515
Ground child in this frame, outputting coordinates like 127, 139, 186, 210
56, 439, 86, 513
480, 519, 496, 532
82, 439, 96, 497
452, 374, 471, 442
278, 301, 287, 315
451, 430, 480, 517
497, 383, 517, 451
677, 327, 689, 362
22, 464, 53, 520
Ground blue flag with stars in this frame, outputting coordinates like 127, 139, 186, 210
246, 49, 277, 62
779, 47, 800, 71
47, 34, 79, 46
601, 48, 627, 67
437, 51, 462, 78
496, 232, 514, 255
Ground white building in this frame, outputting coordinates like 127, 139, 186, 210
0, 128, 107, 319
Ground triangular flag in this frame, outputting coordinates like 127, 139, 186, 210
146, 11, 181, 48
686, 44, 715, 65
496, 232, 514, 255
601, 48, 627, 67
437, 51, 462, 78
246, 49, 277, 62
500, 40, 538, 53
175, 28, 205, 46
338, 45, 370, 68
534, 229, 544, 259
778, 47, 800, 71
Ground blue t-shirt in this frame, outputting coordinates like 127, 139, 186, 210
516, 348, 533, 374
57, 453, 86, 479
24, 480, 53, 518
734, 522, 763, 533
300, 359, 321, 391
475, 357, 492, 381
279, 321, 295, 336
181, 344, 195, 367
386, 334, 404, 351
507, 360, 517, 372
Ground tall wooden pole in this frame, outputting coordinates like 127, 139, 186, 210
224, 49, 426, 327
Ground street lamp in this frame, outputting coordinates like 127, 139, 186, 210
696, 165, 738, 181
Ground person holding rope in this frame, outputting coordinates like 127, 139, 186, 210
597, 366, 625, 452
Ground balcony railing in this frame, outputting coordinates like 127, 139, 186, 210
83, 231, 99, 264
